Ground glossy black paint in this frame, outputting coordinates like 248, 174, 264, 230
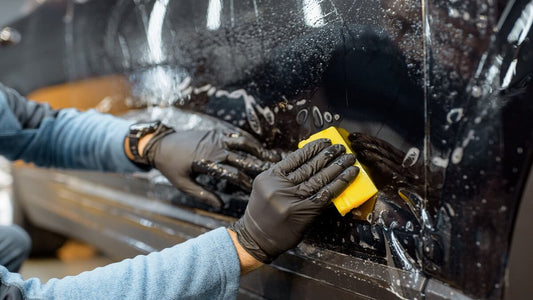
2, 0, 533, 299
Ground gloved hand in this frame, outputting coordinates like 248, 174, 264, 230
143, 127, 281, 209
229, 139, 359, 263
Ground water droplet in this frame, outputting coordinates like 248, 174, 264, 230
246, 106, 262, 134
449, 7, 460, 18
405, 221, 414, 232
296, 109, 309, 125
333, 114, 341, 121
312, 106, 324, 128
446, 203, 456, 216
323, 111, 333, 123
452, 147, 464, 164
262, 108, 275, 125
446, 108, 464, 123
476, 262, 482, 268
500, 206, 507, 212
475, 117, 482, 124
481, 198, 487, 204
462, 174, 468, 179
476, 15, 488, 29
432, 156, 449, 168
472, 85, 482, 97
366, 213, 372, 223
517, 147, 524, 154
207, 87, 216, 96
402, 148, 420, 167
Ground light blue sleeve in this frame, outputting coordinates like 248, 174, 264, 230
0, 88, 145, 173
0, 227, 241, 300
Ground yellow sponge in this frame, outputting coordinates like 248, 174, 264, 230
298, 126, 378, 216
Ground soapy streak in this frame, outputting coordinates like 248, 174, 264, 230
173, 76, 336, 135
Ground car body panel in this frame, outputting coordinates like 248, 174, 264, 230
1, 0, 532, 298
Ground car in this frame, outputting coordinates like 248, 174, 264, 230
1, 0, 532, 299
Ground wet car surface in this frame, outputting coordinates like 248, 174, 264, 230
1, 0, 532, 299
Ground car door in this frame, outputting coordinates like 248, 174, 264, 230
2, 0, 532, 299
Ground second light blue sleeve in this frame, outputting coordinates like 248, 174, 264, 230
0, 227, 241, 300
0, 91, 145, 173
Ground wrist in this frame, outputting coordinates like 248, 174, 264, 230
124, 133, 154, 160
227, 228, 263, 275
125, 121, 173, 166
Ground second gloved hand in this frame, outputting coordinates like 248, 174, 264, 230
143, 126, 281, 209
229, 139, 359, 263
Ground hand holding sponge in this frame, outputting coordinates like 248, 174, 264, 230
298, 127, 378, 216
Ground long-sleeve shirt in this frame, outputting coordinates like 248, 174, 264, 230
0, 83, 241, 299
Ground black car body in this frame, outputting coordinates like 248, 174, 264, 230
1, 0, 532, 299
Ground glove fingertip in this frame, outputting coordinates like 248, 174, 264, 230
183, 182, 223, 210
201, 192, 223, 210
344, 165, 360, 182
316, 166, 359, 204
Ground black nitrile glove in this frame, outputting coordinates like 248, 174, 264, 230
143, 127, 281, 209
229, 139, 359, 263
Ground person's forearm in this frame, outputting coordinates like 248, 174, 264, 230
0, 84, 145, 172
0, 228, 241, 300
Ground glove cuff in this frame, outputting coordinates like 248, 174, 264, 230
228, 218, 274, 264
141, 123, 175, 167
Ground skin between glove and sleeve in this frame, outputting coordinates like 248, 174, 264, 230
229, 139, 360, 263
142, 125, 282, 209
